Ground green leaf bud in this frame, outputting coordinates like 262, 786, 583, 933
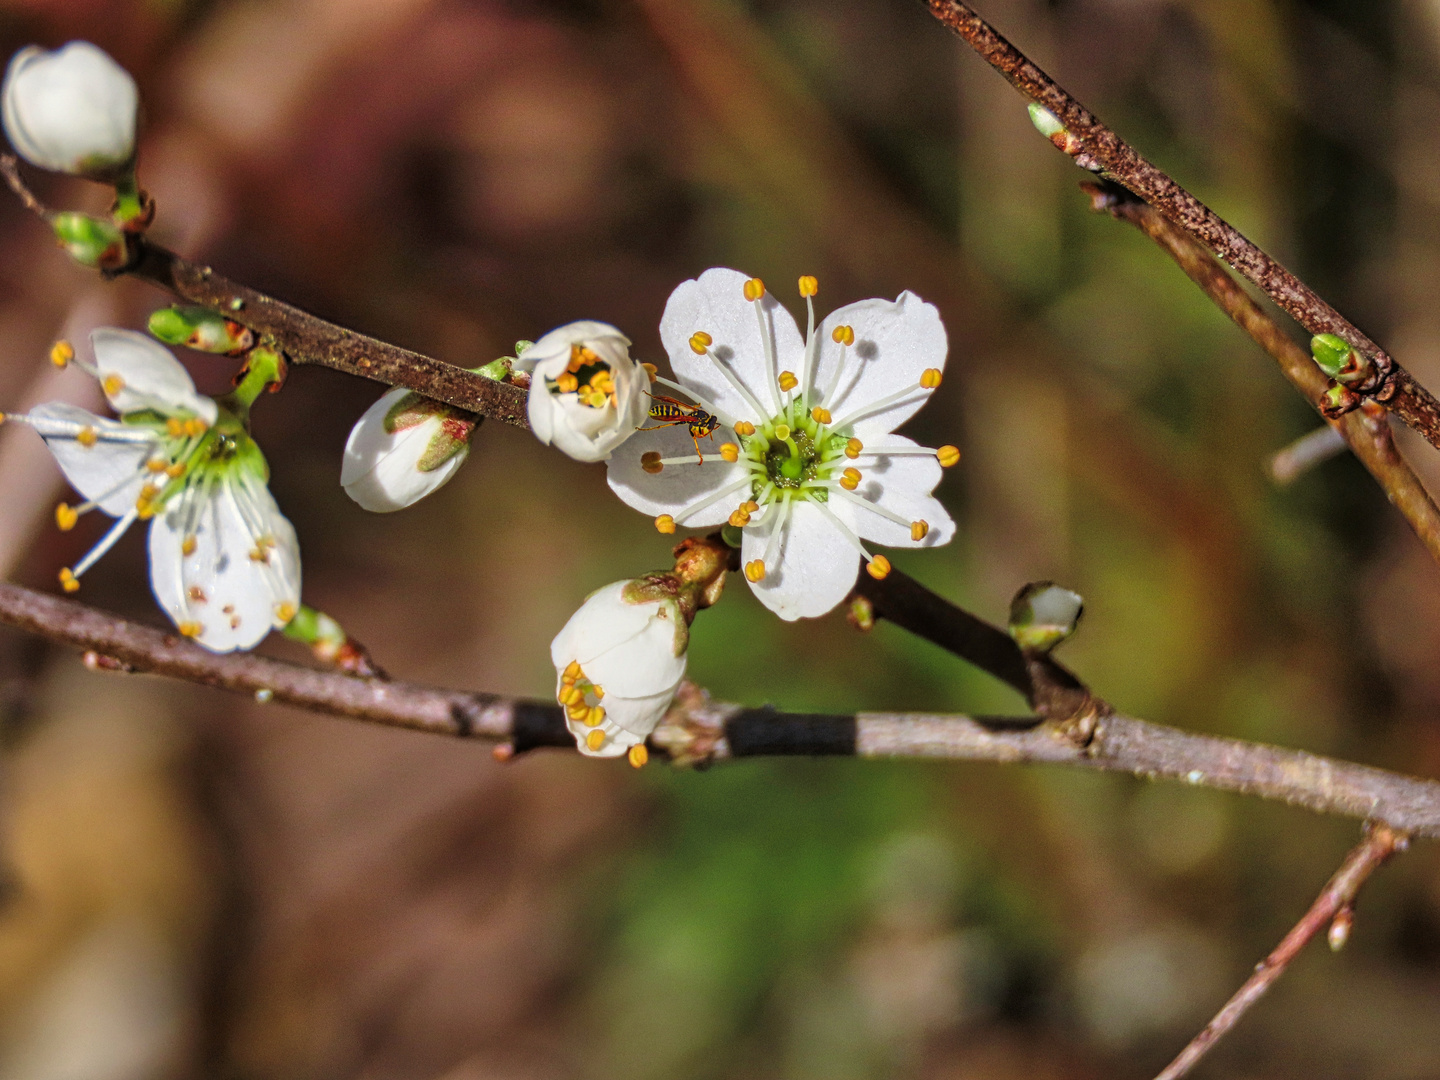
1028, 102, 1066, 138
148, 305, 255, 354
1310, 333, 1372, 385
50, 211, 125, 269
1009, 581, 1084, 653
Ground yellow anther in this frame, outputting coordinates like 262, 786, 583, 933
728, 508, 751, 528
920, 368, 942, 389
139, 483, 160, 501
743, 277, 766, 301
274, 602, 297, 623
773, 424, 790, 441
559, 685, 583, 706
584, 705, 605, 728
689, 331, 713, 355
556, 371, 578, 393
840, 467, 861, 491
911, 520, 929, 541
798, 275, 818, 298
181, 535, 197, 557
720, 442, 739, 462
76, 426, 97, 448
564, 660, 583, 680
591, 683, 605, 700
641, 362, 658, 383
101, 373, 125, 397
845, 437, 863, 459
167, 418, 185, 437
866, 555, 892, 580
777, 371, 798, 392
49, 340, 74, 368
586, 729, 606, 752
567, 702, 590, 721
146, 458, 167, 473
832, 325, 855, 346
811, 406, 832, 425
591, 369, 614, 390
655, 514, 676, 534
58, 567, 80, 593
734, 420, 756, 436
166, 463, 185, 478
641, 451, 664, 475
184, 418, 208, 437
744, 559, 766, 582
741, 500, 759, 513
628, 744, 649, 768
0, 413, 6, 424
178, 621, 203, 638
55, 503, 77, 531
936, 444, 961, 468
136, 500, 156, 520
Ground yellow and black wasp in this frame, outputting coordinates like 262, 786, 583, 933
643, 394, 721, 461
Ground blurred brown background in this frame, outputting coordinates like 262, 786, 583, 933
0, 0, 1437, 1077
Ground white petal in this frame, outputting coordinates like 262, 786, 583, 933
524, 321, 631, 376
846, 434, 957, 548
583, 609, 688, 698
91, 328, 217, 422
605, 423, 747, 524
148, 472, 301, 653
2, 42, 137, 176
815, 291, 947, 438
340, 388, 468, 512
741, 499, 860, 620
660, 268, 804, 425
28, 400, 153, 515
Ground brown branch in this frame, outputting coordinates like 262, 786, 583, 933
923, 0, 1440, 450
1083, 182, 1440, 568
3, 580, 1439, 836
1153, 823, 1409, 1080
0, 154, 528, 427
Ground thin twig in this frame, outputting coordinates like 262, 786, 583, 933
1269, 425, 1347, 485
1082, 183, 1440, 567
1154, 823, 1409, 1080
3, 581, 1439, 836
923, 0, 1440, 450
0, 155, 527, 426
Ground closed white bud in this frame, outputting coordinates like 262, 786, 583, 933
551, 580, 689, 758
3, 42, 138, 179
341, 387, 476, 512
526, 321, 648, 463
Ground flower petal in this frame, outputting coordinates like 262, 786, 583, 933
550, 581, 656, 670
28, 400, 154, 515
660, 267, 804, 425
741, 499, 860, 620
584, 607, 688, 698
149, 471, 301, 653
846, 434, 956, 548
605, 423, 748, 525
2, 42, 137, 176
91, 328, 217, 423
341, 387, 469, 512
815, 291, 947, 438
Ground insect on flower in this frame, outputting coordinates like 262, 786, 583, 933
642, 393, 721, 460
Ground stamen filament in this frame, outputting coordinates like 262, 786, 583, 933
673, 476, 753, 525
699, 349, 770, 424
760, 494, 793, 567
753, 301, 784, 412
71, 508, 139, 578
830, 485, 915, 529
809, 498, 874, 562
828, 384, 929, 433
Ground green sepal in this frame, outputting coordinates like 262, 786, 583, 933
281, 604, 345, 651
148, 305, 254, 354
51, 212, 125, 269
1009, 581, 1084, 653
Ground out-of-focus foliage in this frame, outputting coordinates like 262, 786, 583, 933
0, 0, 1436, 1078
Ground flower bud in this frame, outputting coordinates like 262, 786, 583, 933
525, 321, 648, 462
3, 42, 138, 179
148, 306, 255, 354
550, 580, 689, 758
51, 211, 125, 269
341, 386, 478, 512
1009, 581, 1084, 653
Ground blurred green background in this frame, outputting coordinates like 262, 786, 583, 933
0, 0, 1437, 1077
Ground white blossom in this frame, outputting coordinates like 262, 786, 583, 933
524, 321, 648, 463
550, 580, 688, 761
2, 42, 137, 178
7, 329, 300, 653
341, 386, 476, 512
607, 268, 958, 621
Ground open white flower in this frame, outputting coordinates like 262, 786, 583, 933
6, 328, 300, 653
607, 268, 959, 621
341, 386, 477, 512
2, 42, 138, 179
551, 580, 688, 763
523, 320, 648, 462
